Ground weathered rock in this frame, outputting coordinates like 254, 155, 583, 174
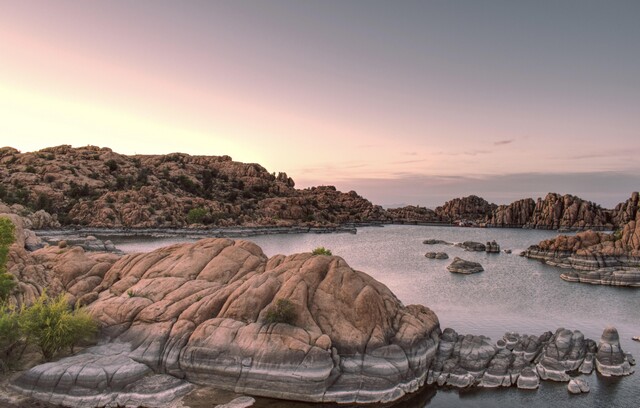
536, 328, 594, 382
488, 193, 612, 230
423, 239, 451, 245
523, 205, 640, 287
595, 326, 634, 376
11, 343, 193, 408
387, 205, 440, 224
567, 378, 590, 394
485, 241, 500, 253
0, 146, 388, 228
425, 252, 448, 260
13, 238, 441, 405
447, 257, 484, 274
456, 241, 486, 252
435, 195, 497, 225
516, 367, 539, 390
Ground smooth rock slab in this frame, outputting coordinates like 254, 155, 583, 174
447, 257, 484, 274
217, 396, 256, 408
12, 343, 193, 408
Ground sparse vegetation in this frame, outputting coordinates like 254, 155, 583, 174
187, 207, 207, 224
0, 292, 98, 367
0, 218, 16, 303
265, 299, 296, 325
312, 247, 332, 256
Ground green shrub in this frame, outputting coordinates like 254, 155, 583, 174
265, 299, 296, 325
187, 207, 207, 224
18, 292, 98, 360
312, 247, 332, 256
0, 218, 16, 303
0, 306, 21, 370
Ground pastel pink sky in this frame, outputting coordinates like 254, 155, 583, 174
1, 1, 639, 207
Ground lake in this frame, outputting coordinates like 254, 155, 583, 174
110, 225, 639, 408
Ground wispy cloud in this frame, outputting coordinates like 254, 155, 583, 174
494, 139, 514, 146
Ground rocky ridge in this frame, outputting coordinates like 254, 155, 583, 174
0, 146, 386, 229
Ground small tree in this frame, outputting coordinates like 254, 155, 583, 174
0, 306, 21, 371
312, 247, 332, 256
187, 207, 207, 224
19, 292, 98, 361
265, 299, 296, 325
0, 217, 16, 303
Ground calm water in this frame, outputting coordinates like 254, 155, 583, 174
111, 225, 639, 408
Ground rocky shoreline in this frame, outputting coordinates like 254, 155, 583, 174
1, 189, 639, 407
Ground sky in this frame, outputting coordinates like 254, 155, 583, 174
1, 1, 639, 208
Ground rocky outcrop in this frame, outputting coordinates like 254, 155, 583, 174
435, 195, 497, 225
447, 257, 484, 274
386, 206, 441, 224
0, 146, 387, 229
596, 327, 634, 376
12, 238, 441, 405
488, 198, 536, 228
523, 198, 640, 287
488, 194, 612, 230
425, 327, 620, 390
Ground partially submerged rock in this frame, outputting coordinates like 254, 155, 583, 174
447, 257, 484, 274
567, 378, 590, 394
456, 241, 486, 252
595, 326, 634, 376
485, 241, 500, 253
425, 252, 448, 260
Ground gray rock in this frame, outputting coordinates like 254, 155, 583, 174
425, 252, 448, 260
423, 239, 451, 245
567, 378, 590, 394
447, 257, 484, 274
517, 367, 539, 389
596, 326, 634, 376
456, 241, 486, 251
11, 343, 193, 408
485, 241, 500, 253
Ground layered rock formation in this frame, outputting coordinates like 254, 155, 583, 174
0, 146, 387, 228
523, 195, 640, 286
12, 237, 441, 405
426, 327, 632, 390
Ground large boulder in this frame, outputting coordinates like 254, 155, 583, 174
13, 238, 441, 405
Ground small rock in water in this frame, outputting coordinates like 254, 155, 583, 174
447, 257, 484, 274
425, 252, 449, 259
567, 378, 590, 394
485, 240, 500, 253
596, 326, 634, 376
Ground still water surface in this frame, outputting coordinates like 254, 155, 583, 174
111, 225, 639, 408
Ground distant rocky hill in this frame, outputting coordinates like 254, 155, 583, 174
435, 195, 497, 225
0, 145, 386, 228
488, 193, 612, 230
